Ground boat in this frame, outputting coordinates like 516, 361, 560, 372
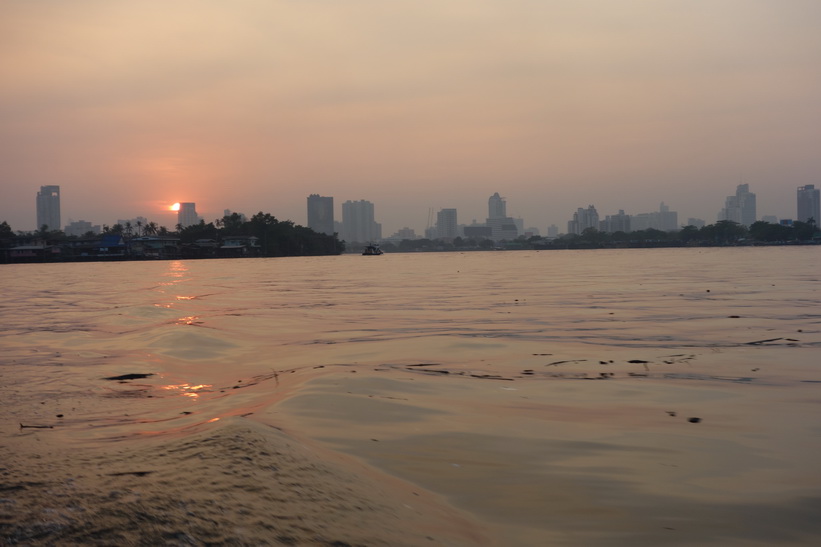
362, 243, 383, 256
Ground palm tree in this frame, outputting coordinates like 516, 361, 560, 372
144, 222, 158, 236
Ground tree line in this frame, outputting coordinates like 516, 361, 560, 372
553, 219, 819, 248
0, 212, 345, 258
2, 217, 817, 257
380, 219, 819, 252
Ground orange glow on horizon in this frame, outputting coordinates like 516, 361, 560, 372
170, 202, 181, 211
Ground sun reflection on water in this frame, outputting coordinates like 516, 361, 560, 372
175, 315, 200, 325
162, 383, 213, 398
153, 261, 192, 306
166, 261, 188, 277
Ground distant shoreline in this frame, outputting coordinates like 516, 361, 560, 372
3, 239, 819, 264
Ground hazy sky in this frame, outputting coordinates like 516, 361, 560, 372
2, 1, 820, 234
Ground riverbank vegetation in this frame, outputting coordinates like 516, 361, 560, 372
379, 219, 819, 253
0, 212, 344, 263
2, 218, 817, 262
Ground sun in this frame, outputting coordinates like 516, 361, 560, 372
170, 202, 181, 211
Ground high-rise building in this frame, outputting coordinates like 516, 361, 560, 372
486, 192, 518, 241
720, 184, 756, 227
601, 209, 631, 233
36, 185, 61, 231
307, 194, 335, 235
567, 205, 599, 235
388, 227, 417, 240
488, 192, 506, 219
629, 203, 679, 231
341, 200, 381, 243
64, 220, 101, 237
177, 203, 198, 228
436, 208, 458, 239
657, 202, 679, 231
797, 184, 820, 224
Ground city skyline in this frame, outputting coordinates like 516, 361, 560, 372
2, 2, 820, 234
10, 182, 816, 239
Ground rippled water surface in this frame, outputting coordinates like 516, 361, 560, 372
2, 247, 820, 545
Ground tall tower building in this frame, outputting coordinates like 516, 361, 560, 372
177, 203, 198, 228
342, 200, 381, 243
307, 194, 335, 235
486, 192, 518, 241
567, 205, 599, 235
436, 208, 458, 239
36, 185, 61, 231
797, 184, 820, 224
720, 184, 756, 227
657, 202, 679, 231
488, 192, 506, 219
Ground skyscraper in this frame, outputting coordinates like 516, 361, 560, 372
657, 202, 679, 231
436, 208, 458, 239
341, 200, 381, 243
797, 184, 820, 224
601, 210, 631, 233
630, 203, 679, 231
488, 192, 506, 219
486, 192, 518, 241
567, 205, 599, 235
177, 203, 198, 228
36, 185, 61, 231
307, 194, 335, 235
720, 184, 756, 227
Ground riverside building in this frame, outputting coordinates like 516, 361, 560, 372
177, 203, 198, 228
36, 185, 61, 231
307, 194, 335, 235
797, 184, 820, 224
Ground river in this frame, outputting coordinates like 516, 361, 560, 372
2, 247, 820, 545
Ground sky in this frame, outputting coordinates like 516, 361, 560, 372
2, 0, 820, 234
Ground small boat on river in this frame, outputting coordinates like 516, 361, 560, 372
362, 244, 383, 256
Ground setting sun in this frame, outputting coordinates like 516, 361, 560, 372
170, 202, 180, 211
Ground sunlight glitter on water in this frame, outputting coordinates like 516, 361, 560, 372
161, 383, 213, 398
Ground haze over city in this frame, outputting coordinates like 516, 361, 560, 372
2, 1, 820, 233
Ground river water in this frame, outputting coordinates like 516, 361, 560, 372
2, 247, 820, 545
